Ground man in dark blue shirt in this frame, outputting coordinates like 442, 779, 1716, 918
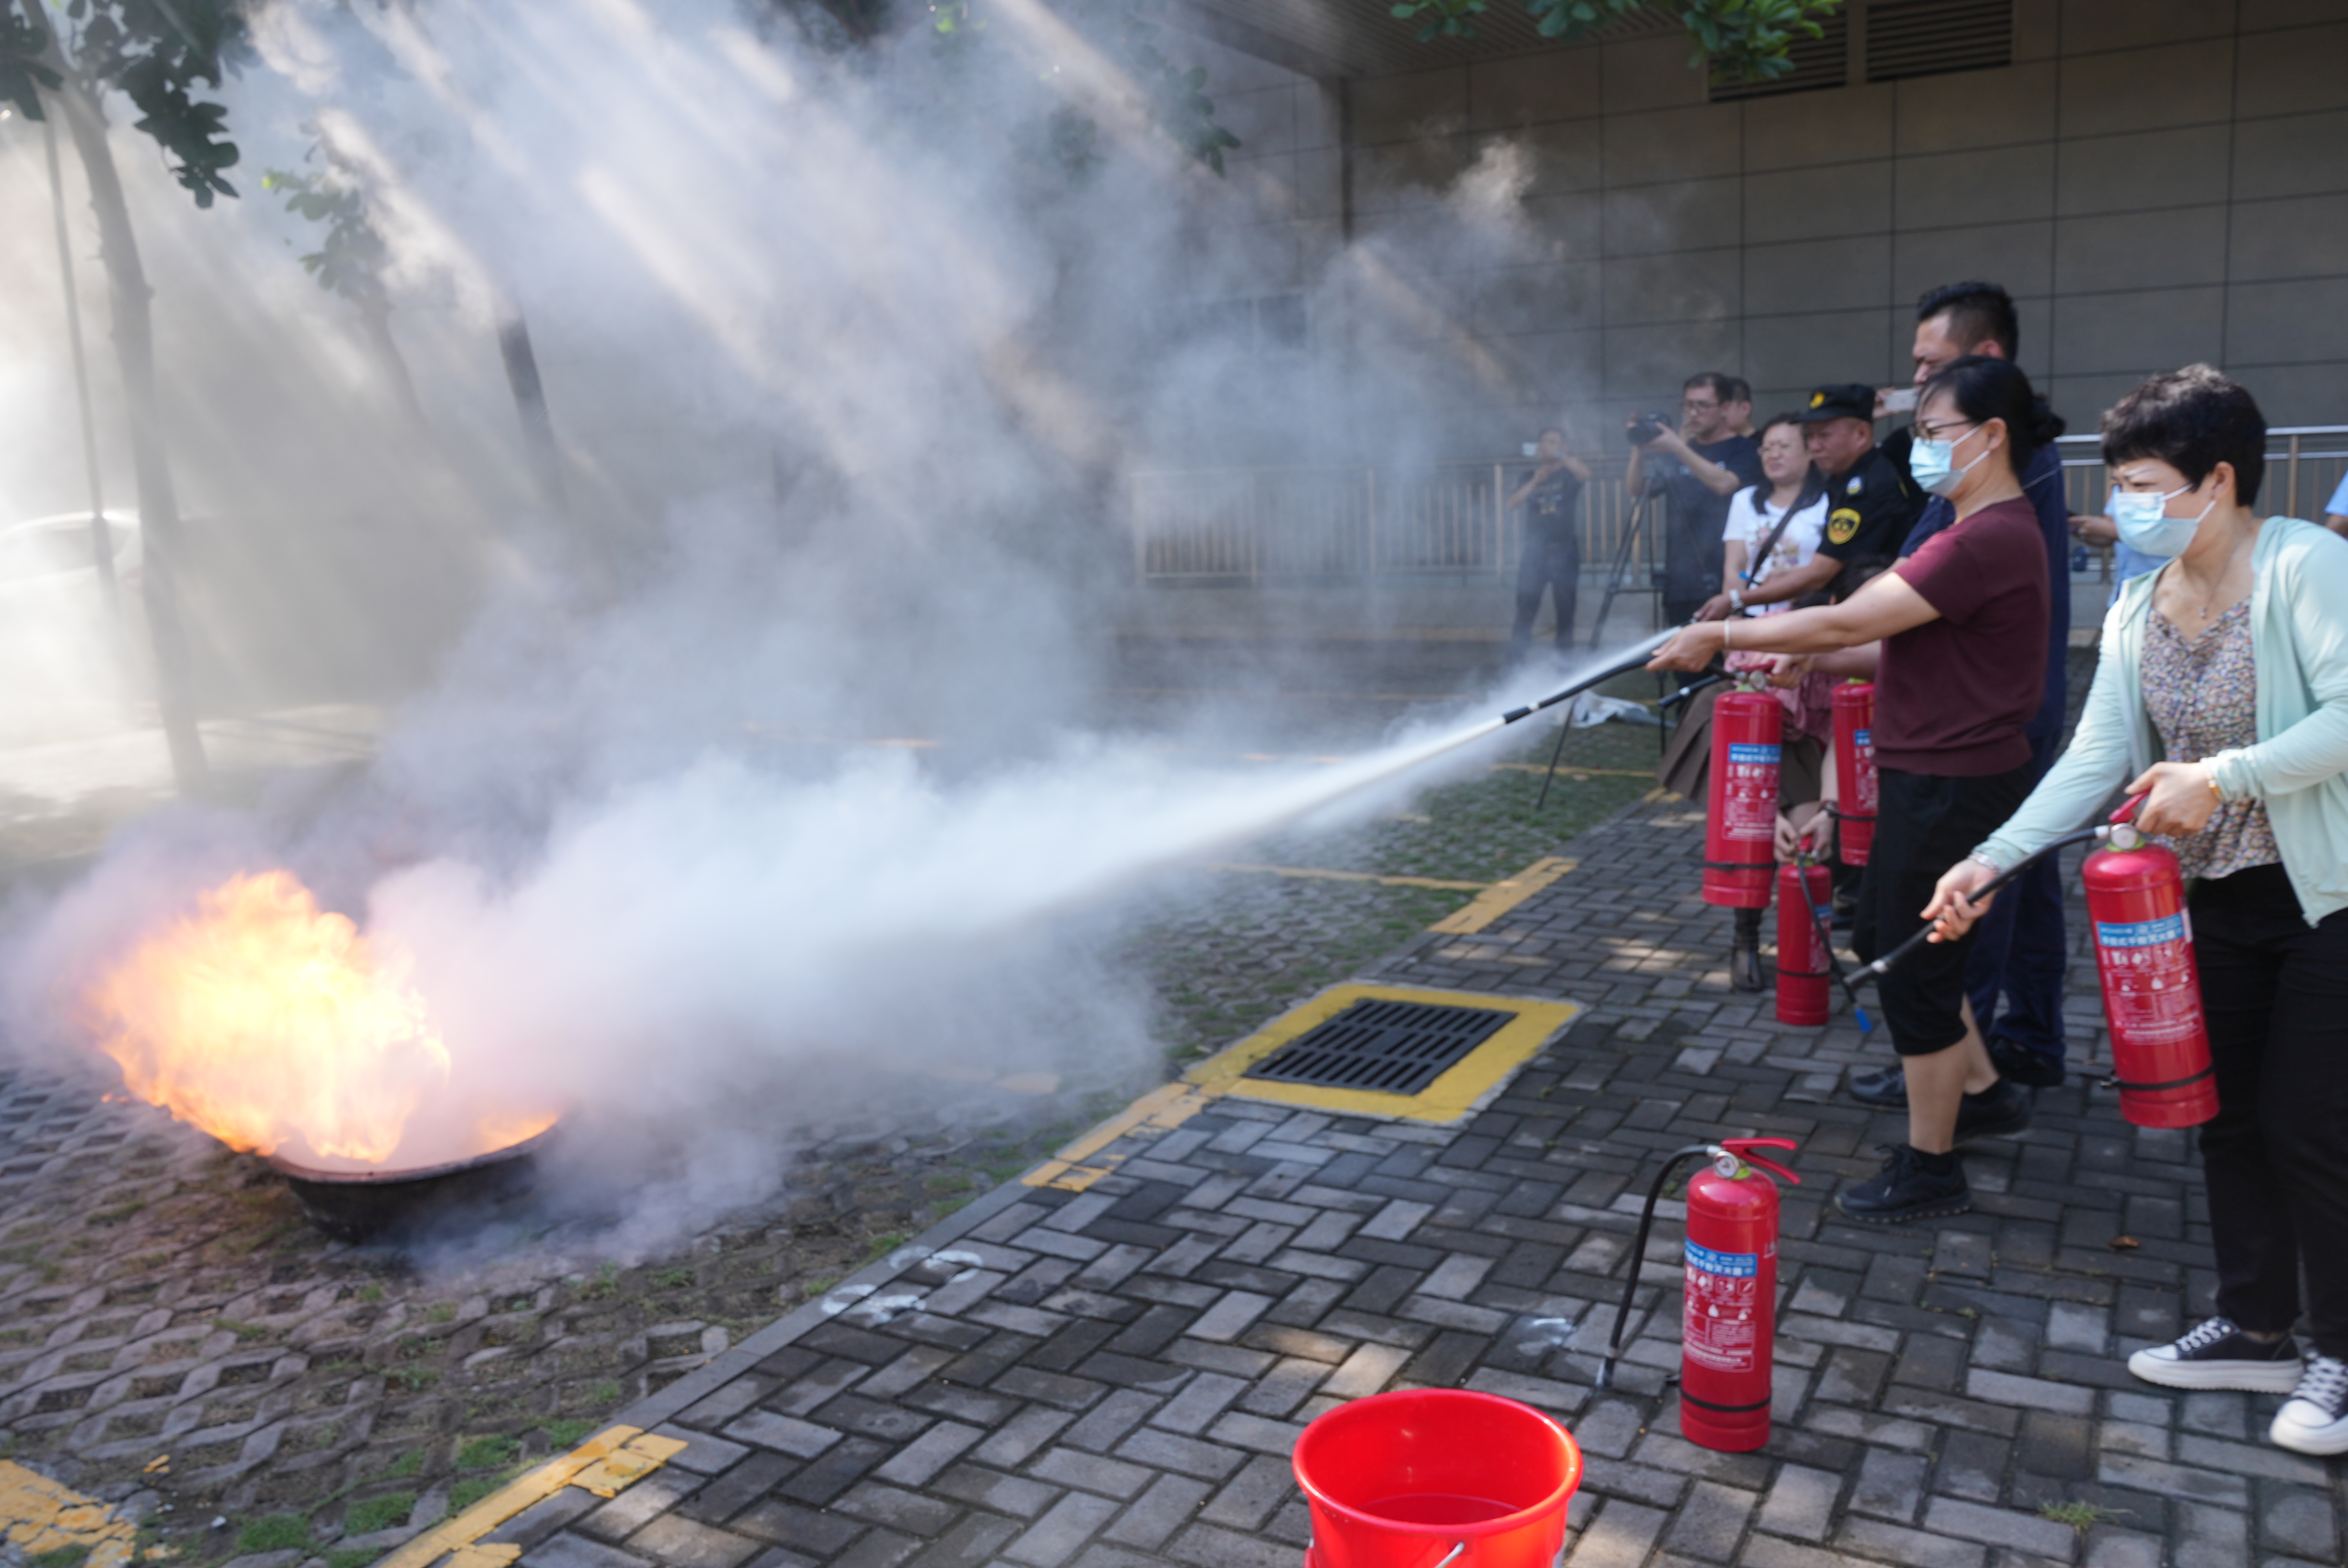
1628, 373, 1766, 627
1852, 282, 2074, 1108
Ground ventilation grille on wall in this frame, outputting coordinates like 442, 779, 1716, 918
1708, 8, 1849, 101
1866, 0, 2015, 82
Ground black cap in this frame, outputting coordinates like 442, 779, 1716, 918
1798, 384, 1877, 422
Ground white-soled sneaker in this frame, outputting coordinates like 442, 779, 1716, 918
2271, 1355, 2348, 1456
2126, 1317, 2304, 1392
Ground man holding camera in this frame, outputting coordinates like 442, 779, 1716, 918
1627, 373, 1765, 628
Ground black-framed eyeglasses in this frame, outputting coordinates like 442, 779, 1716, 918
1915, 419, 1978, 442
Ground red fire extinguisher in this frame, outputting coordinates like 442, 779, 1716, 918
1858, 798, 2216, 1129
1831, 682, 1876, 866
2084, 833, 2218, 1127
1597, 1138, 1800, 1454
1705, 691, 1781, 908
1775, 862, 1832, 1027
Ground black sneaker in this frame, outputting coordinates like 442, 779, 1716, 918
2128, 1317, 2304, 1393
2272, 1355, 2348, 1455
1953, 1080, 2032, 1146
1847, 1064, 1907, 1107
1987, 1038, 2064, 1089
1835, 1144, 1970, 1224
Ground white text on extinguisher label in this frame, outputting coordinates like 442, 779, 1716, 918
1851, 730, 1877, 812
2093, 914, 2200, 1045
1722, 744, 1780, 840
2095, 913, 2185, 948
1683, 1240, 1762, 1372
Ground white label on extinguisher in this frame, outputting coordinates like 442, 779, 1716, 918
1851, 730, 1877, 812
1683, 1240, 1762, 1372
2093, 915, 2201, 1045
1722, 743, 1780, 840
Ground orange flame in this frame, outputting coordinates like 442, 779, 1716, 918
87, 871, 553, 1167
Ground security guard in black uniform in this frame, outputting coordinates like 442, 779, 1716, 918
1747, 383, 1926, 607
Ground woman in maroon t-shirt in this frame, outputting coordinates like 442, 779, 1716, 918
1649, 357, 2056, 1223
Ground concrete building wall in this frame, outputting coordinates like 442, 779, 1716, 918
1182, 0, 2348, 461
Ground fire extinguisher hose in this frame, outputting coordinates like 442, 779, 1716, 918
1855, 796, 2146, 983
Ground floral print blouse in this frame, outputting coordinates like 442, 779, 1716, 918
2140, 600, 2279, 880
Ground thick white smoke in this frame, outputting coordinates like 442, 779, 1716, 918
0, 0, 1589, 1242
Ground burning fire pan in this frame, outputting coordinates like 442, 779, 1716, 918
266, 1126, 558, 1243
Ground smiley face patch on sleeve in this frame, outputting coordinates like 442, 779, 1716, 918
1827, 507, 1861, 544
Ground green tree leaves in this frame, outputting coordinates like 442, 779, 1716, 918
1390, 0, 1840, 81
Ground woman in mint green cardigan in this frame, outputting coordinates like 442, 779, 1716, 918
1925, 365, 2348, 1458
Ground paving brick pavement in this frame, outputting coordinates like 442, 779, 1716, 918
544, 793, 2347, 1568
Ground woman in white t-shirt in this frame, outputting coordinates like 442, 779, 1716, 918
1710, 415, 1839, 861
1704, 413, 1829, 622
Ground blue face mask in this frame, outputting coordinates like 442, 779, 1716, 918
1908, 432, 1982, 497
2111, 483, 2213, 558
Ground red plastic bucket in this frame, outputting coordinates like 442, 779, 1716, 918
1293, 1390, 1583, 1568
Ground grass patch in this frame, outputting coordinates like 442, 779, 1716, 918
863, 1231, 909, 1262
379, 1448, 424, 1479
924, 1172, 975, 1195
579, 1262, 622, 1301
236, 1515, 312, 1554
214, 1317, 271, 1342
2037, 1500, 2130, 1533
648, 1266, 693, 1291
29, 1548, 90, 1568
327, 1550, 380, 1568
357, 1283, 386, 1304
449, 1474, 509, 1512
586, 1380, 622, 1405
344, 1493, 418, 1535
457, 1435, 520, 1471
385, 1366, 440, 1393
545, 1419, 596, 1450
424, 1303, 457, 1324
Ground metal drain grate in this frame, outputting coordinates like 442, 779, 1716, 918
1244, 999, 1515, 1096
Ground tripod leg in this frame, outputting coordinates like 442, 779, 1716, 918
1589, 491, 1650, 650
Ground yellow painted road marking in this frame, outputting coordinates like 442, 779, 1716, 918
0, 1461, 139, 1568
1211, 863, 1487, 891
1025, 1082, 1220, 1192
377, 1427, 684, 1568
1185, 983, 1580, 1123
1428, 857, 1578, 934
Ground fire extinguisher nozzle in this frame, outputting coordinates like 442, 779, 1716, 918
1500, 705, 1532, 724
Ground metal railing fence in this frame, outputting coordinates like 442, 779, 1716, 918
1131, 428, 2348, 585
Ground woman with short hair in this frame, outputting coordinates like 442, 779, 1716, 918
1924, 364, 2348, 1456
1650, 356, 2058, 1221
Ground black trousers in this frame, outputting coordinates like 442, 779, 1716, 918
2190, 863, 2348, 1358
1510, 533, 1580, 653
1851, 764, 2034, 1057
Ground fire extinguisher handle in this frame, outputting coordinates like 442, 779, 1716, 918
1718, 1138, 1802, 1185
2110, 792, 2148, 825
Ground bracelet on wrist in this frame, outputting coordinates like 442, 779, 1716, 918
1966, 852, 2004, 877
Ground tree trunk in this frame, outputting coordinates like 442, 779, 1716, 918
494, 304, 568, 515
50, 75, 211, 793
357, 292, 432, 440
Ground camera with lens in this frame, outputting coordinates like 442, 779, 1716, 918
1624, 411, 1674, 447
